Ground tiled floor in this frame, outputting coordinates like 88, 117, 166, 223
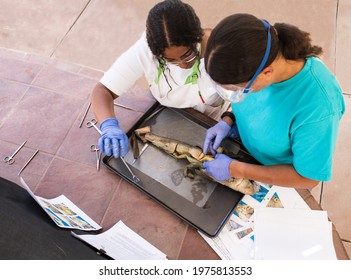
0, 0, 350, 259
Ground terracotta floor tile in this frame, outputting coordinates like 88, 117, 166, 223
35, 157, 121, 224
0, 79, 29, 127
57, 101, 144, 166
178, 227, 220, 260
57, 102, 101, 167
100, 178, 188, 260
0, 86, 82, 154
0, 141, 52, 188
32, 65, 97, 100
116, 84, 156, 113
0, 56, 42, 84
78, 66, 104, 80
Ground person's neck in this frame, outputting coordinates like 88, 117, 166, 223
273, 56, 305, 83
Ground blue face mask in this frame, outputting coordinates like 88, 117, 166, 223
215, 19, 272, 103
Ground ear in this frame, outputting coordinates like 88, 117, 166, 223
261, 65, 274, 78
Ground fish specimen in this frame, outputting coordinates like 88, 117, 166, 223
132, 126, 256, 195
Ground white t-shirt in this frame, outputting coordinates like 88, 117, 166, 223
100, 32, 226, 119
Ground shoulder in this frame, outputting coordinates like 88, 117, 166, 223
307, 57, 344, 115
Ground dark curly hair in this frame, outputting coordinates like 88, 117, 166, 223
146, 0, 204, 58
205, 13, 323, 84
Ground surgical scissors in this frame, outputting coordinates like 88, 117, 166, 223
90, 144, 101, 171
3, 140, 27, 165
86, 119, 102, 134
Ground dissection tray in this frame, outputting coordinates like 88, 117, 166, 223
103, 105, 255, 237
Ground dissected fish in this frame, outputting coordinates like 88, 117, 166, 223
132, 126, 256, 195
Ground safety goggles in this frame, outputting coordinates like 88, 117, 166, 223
215, 83, 254, 103
162, 44, 200, 66
215, 20, 272, 103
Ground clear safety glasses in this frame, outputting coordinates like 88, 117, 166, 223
215, 20, 272, 103
163, 44, 200, 66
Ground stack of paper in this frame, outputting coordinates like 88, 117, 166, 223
254, 207, 337, 260
200, 183, 338, 260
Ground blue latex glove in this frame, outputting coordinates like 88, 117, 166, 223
203, 154, 233, 181
203, 120, 231, 155
98, 118, 128, 158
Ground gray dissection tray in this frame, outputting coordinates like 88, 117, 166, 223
103, 105, 256, 237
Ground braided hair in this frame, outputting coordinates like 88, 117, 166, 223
146, 0, 204, 58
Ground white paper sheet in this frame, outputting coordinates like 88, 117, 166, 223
254, 207, 337, 260
72, 221, 167, 260
199, 182, 337, 260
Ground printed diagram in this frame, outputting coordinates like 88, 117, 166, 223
233, 201, 254, 222
229, 183, 285, 242
20, 177, 101, 231
251, 182, 269, 203
42, 199, 97, 230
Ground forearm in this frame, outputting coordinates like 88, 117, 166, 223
230, 161, 319, 189
91, 82, 118, 124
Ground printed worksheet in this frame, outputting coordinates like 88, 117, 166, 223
72, 220, 168, 260
20, 177, 101, 231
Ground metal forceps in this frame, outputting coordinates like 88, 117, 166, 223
90, 144, 101, 171
86, 119, 102, 134
120, 157, 140, 183
3, 141, 27, 164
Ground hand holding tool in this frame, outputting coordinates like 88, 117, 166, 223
98, 118, 128, 158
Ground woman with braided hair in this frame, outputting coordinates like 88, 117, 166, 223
202, 13, 345, 189
92, 0, 227, 159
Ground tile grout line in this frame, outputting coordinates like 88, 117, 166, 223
49, 0, 92, 58
98, 176, 123, 226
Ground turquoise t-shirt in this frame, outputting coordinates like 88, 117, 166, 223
232, 57, 345, 182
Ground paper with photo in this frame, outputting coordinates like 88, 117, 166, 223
199, 182, 316, 259
199, 227, 254, 260
20, 177, 101, 231
72, 220, 167, 260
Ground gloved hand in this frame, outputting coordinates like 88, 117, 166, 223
98, 118, 128, 158
203, 154, 234, 181
203, 120, 231, 155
